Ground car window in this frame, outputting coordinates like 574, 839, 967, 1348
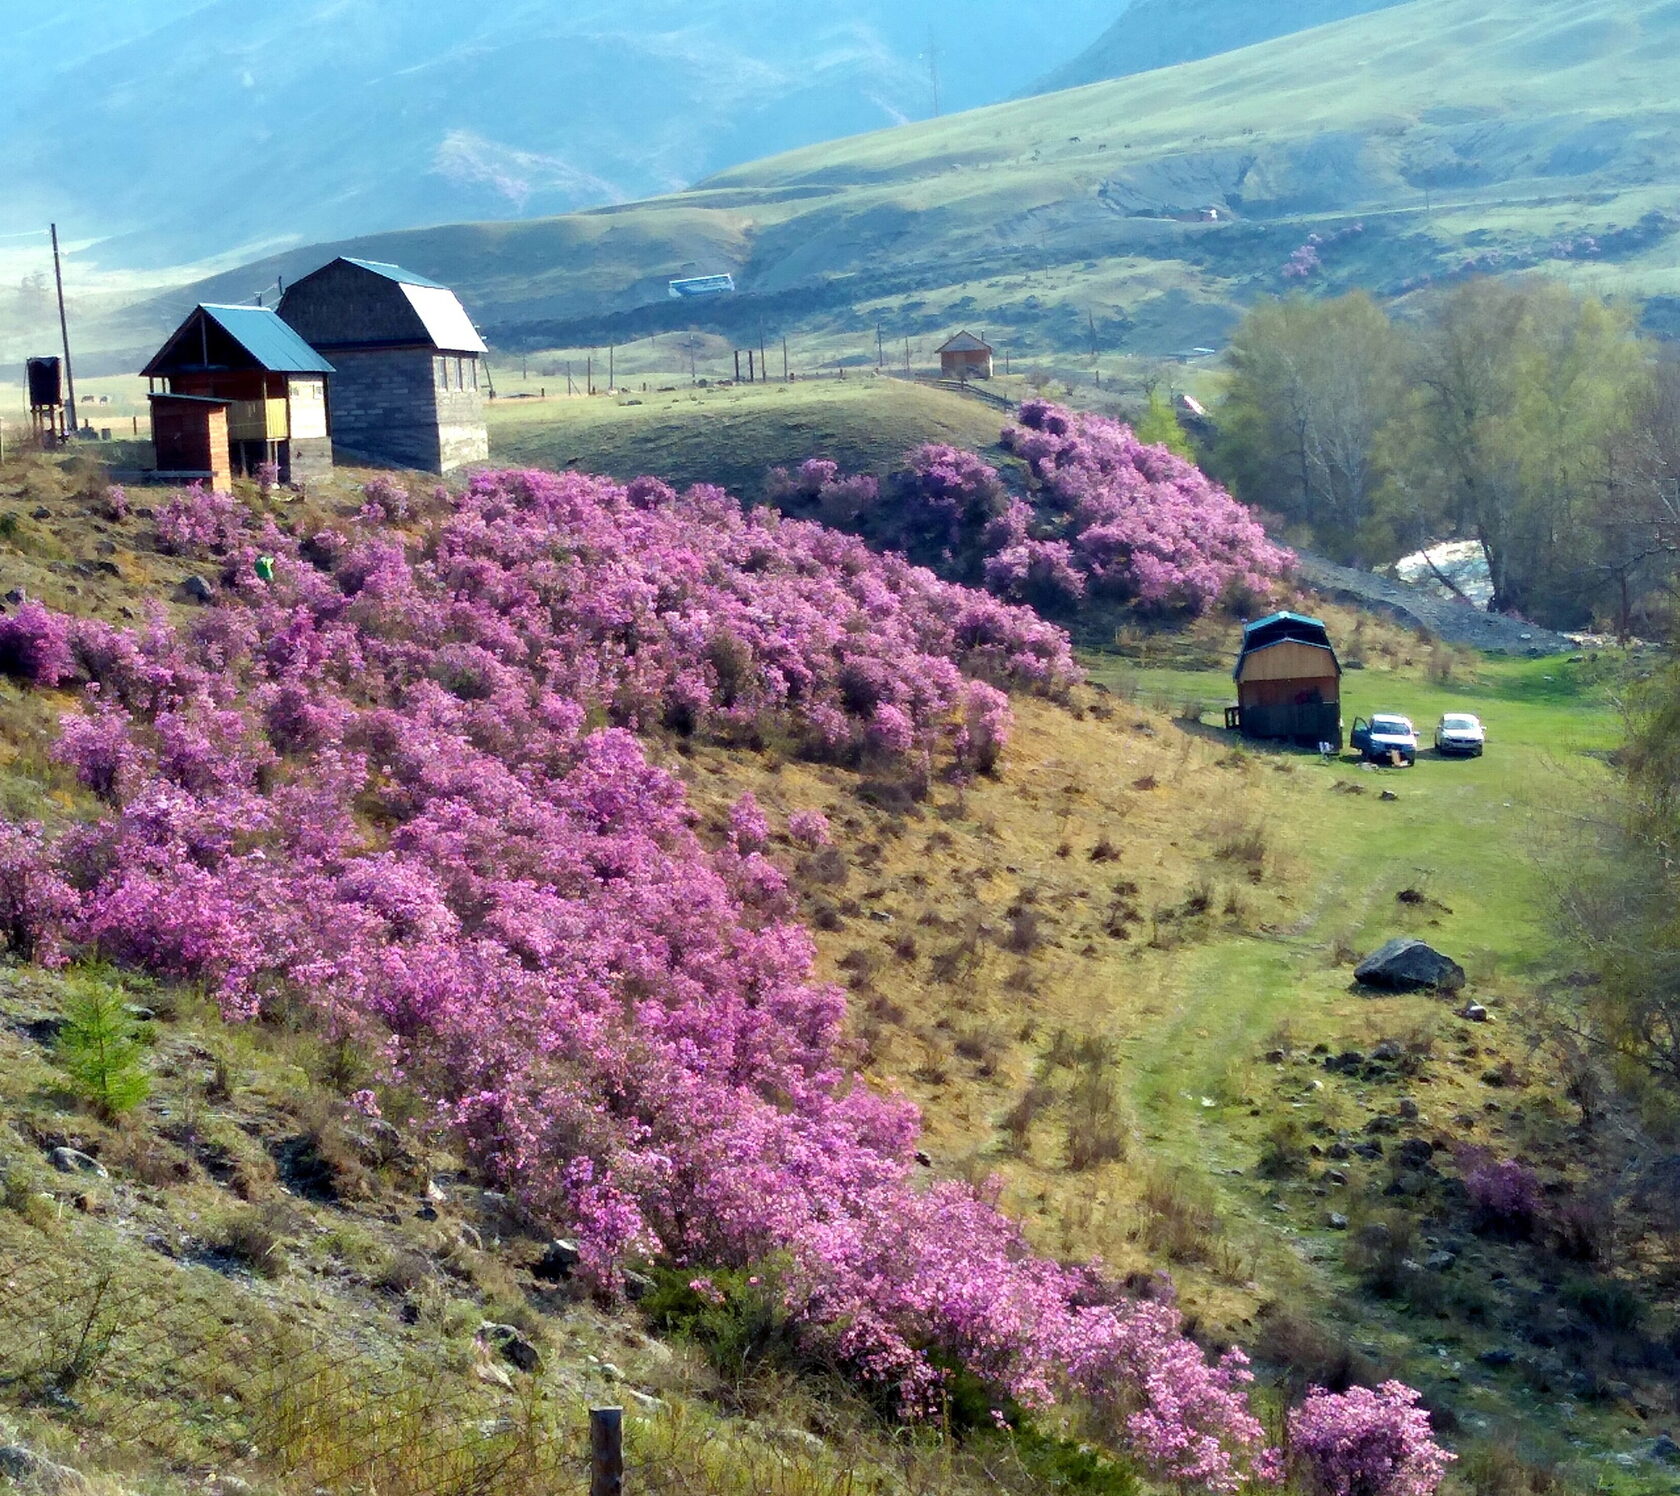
1372, 716, 1411, 733
1443, 715, 1478, 730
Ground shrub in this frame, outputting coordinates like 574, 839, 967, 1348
0, 600, 75, 686
1457, 1148, 1540, 1235
55, 968, 151, 1118
1289, 1381, 1453, 1496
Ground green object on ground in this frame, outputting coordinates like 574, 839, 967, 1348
255, 556, 276, 582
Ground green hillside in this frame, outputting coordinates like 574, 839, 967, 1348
148, 0, 1680, 369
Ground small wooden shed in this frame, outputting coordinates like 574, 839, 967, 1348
149, 393, 233, 489
142, 304, 335, 484
938, 331, 994, 381
1228, 612, 1342, 748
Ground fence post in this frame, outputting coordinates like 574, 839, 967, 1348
591, 1406, 624, 1496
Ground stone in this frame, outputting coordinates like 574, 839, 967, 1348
1398, 1097, 1420, 1120
0, 1443, 88, 1492
1478, 1348, 1516, 1368
1380, 789, 1399, 802
1394, 1138, 1435, 1167
1425, 1250, 1458, 1271
1324, 1169, 1348, 1186
477, 1323, 540, 1373
598, 1362, 623, 1382
1327, 1212, 1350, 1230
1646, 1435, 1680, 1464
183, 575, 215, 604
458, 1224, 483, 1252
208, 1478, 254, 1496
30, 507, 50, 521
48, 1148, 106, 1179
1371, 1040, 1403, 1063
534, 1238, 582, 1282
1352, 1141, 1384, 1161
914, 1149, 933, 1168
1355, 938, 1467, 993
1460, 1002, 1490, 1022
627, 1389, 667, 1413
1327, 1142, 1351, 1161
3, 588, 25, 605
623, 1270, 655, 1301
1365, 1115, 1400, 1136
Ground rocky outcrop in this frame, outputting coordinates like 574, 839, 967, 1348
1355, 938, 1467, 993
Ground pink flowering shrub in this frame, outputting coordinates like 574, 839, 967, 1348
1289, 1382, 1452, 1496
1001, 401, 1291, 614
155, 484, 247, 556
1457, 1147, 1541, 1234
0, 601, 75, 687
0, 470, 1365, 1484
787, 810, 832, 848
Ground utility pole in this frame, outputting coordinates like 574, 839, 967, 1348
876, 322, 884, 369
923, 30, 942, 118
608, 344, 615, 389
783, 337, 789, 382
50, 224, 78, 438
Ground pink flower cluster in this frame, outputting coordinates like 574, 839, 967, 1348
1457, 1148, 1541, 1230
1000, 402, 1292, 613
1290, 1382, 1453, 1496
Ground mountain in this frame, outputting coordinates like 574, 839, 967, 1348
130, 0, 1680, 367
1031, 0, 1413, 93
0, 0, 1115, 270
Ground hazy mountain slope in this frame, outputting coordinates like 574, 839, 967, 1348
0, 0, 1113, 270
1032, 0, 1412, 93
117, 0, 1680, 366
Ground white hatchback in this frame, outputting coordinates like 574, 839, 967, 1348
1434, 712, 1486, 757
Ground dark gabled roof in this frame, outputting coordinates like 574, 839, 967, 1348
938, 330, 992, 354
1234, 611, 1340, 681
341, 257, 447, 290
147, 392, 231, 405
142, 304, 335, 377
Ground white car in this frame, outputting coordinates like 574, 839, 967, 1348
1351, 713, 1419, 765
1434, 712, 1486, 757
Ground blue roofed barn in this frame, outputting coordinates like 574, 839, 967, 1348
1231, 612, 1343, 748
277, 257, 490, 475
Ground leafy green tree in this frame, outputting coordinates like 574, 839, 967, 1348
56, 969, 151, 1118
1134, 390, 1195, 460
1216, 292, 1405, 562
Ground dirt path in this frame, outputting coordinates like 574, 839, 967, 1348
1294, 552, 1578, 655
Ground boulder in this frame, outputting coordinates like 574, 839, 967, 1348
182, 575, 215, 604
0, 1444, 88, 1493
47, 1148, 106, 1179
477, 1323, 540, 1373
1355, 938, 1466, 994
534, 1238, 582, 1282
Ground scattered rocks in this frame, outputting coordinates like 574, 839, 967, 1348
477, 1323, 541, 1373
182, 575, 215, 604
47, 1148, 106, 1179
622, 1270, 655, 1301
1324, 1050, 1366, 1075
914, 1149, 933, 1168
1355, 938, 1467, 993
1365, 1115, 1400, 1136
1394, 1138, 1435, 1168
1380, 789, 1399, 802
30, 507, 51, 521
1352, 1142, 1385, 1161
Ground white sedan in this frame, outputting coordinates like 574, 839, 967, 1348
1434, 713, 1486, 757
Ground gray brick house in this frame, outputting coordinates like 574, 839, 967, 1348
277, 258, 489, 474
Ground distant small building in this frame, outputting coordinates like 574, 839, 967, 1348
278, 257, 489, 474
1228, 612, 1343, 748
142, 304, 335, 485
668, 273, 736, 299
938, 331, 994, 381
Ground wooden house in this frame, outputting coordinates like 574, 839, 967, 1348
277, 257, 489, 474
142, 304, 334, 484
1227, 612, 1342, 748
937, 331, 994, 381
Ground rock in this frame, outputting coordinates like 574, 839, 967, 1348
1371, 1040, 1403, 1063
1327, 1212, 1350, 1230
1327, 1142, 1351, 1161
1646, 1435, 1680, 1464
0, 1444, 88, 1492
598, 1361, 623, 1383
458, 1225, 483, 1252
207, 1478, 254, 1496
1398, 1097, 1420, 1120
914, 1149, 933, 1168
1365, 1115, 1400, 1136
3, 588, 25, 605
1355, 938, 1467, 994
48, 1148, 106, 1179
183, 575, 215, 603
1264, 1049, 1286, 1064
1324, 1050, 1365, 1074
1425, 1250, 1458, 1271
424, 1178, 448, 1205
1324, 1169, 1348, 1186
1479, 1348, 1516, 1368
1394, 1138, 1435, 1167
627, 1389, 667, 1413
622, 1270, 655, 1301
30, 507, 50, 521
477, 1323, 540, 1373
867, 910, 894, 924
534, 1238, 582, 1282
1460, 1002, 1490, 1023
1380, 789, 1399, 802
1352, 1141, 1385, 1161
123, 1004, 155, 1022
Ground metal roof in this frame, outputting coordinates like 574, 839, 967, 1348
148, 392, 231, 404
400, 283, 488, 354
1243, 611, 1326, 634
143, 304, 335, 376
1234, 612, 1340, 681
341, 257, 447, 290
938, 330, 992, 353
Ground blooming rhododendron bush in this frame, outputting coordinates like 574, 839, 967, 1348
0, 470, 1443, 1492
769, 404, 1291, 617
